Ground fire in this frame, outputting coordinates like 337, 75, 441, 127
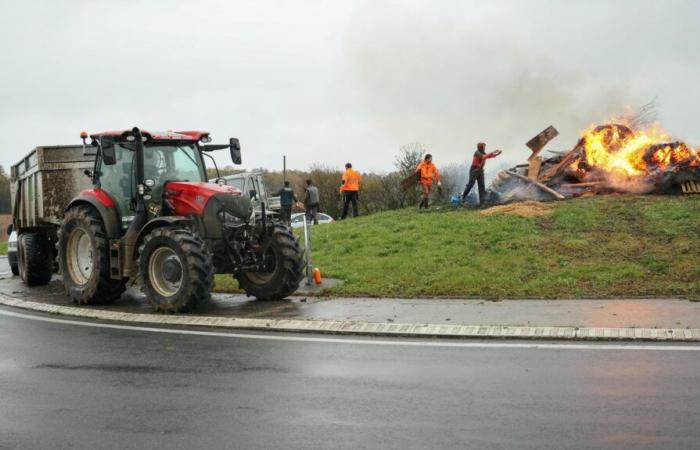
573, 123, 699, 177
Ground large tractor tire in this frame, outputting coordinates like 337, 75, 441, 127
59, 206, 126, 304
9, 252, 20, 276
17, 233, 53, 286
237, 225, 304, 300
138, 227, 213, 313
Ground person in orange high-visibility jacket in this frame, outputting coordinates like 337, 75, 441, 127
415, 154, 441, 209
340, 162, 362, 219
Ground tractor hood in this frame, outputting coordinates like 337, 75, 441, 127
165, 182, 242, 216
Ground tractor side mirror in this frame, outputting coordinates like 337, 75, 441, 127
6, 223, 13, 236
100, 136, 117, 166
249, 189, 257, 200
230, 138, 242, 165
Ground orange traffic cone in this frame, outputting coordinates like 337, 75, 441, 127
313, 268, 322, 285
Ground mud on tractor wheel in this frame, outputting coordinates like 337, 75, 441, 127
237, 225, 304, 300
59, 206, 126, 304
18, 232, 53, 286
138, 227, 213, 313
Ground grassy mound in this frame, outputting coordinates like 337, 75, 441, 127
215, 195, 700, 299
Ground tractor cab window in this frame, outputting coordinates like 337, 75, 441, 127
143, 145, 205, 185
98, 144, 135, 222
227, 178, 245, 191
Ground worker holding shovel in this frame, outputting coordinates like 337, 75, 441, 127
462, 142, 502, 206
416, 154, 441, 210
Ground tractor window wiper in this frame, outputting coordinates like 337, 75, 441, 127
176, 145, 199, 168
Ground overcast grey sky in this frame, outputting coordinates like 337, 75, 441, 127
1, 0, 698, 174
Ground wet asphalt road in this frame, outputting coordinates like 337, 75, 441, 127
1, 307, 699, 449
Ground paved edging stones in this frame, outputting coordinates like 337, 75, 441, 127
1, 293, 699, 342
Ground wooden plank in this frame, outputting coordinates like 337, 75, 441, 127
526, 126, 559, 160
503, 171, 566, 200
400, 171, 420, 191
539, 142, 584, 183
528, 156, 542, 181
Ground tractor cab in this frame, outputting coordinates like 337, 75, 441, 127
86, 129, 241, 231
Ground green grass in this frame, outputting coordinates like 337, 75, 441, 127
0, 241, 6, 256
214, 195, 700, 299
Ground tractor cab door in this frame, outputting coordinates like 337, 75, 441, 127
97, 144, 136, 231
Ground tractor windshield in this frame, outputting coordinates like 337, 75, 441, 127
143, 144, 206, 184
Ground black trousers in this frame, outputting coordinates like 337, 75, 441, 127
342, 191, 359, 218
462, 168, 486, 204
280, 205, 293, 224
305, 204, 319, 224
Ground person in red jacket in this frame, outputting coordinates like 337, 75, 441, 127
462, 142, 502, 205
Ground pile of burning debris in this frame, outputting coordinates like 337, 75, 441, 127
491, 122, 700, 202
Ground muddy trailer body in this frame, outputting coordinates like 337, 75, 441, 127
11, 145, 95, 231
10, 146, 95, 283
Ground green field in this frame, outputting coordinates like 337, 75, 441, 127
215, 195, 700, 299
0, 241, 6, 256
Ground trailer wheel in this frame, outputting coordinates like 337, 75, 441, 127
237, 225, 304, 300
138, 227, 213, 313
17, 233, 53, 286
59, 206, 126, 304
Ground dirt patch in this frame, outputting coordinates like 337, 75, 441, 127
480, 201, 553, 218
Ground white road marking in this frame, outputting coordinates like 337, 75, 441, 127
1, 307, 698, 351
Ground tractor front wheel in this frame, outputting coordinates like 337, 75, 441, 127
236, 225, 304, 300
59, 206, 126, 304
138, 227, 213, 313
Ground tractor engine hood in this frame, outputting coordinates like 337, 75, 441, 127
165, 182, 245, 217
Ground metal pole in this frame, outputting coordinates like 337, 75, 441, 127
302, 214, 313, 285
283, 155, 287, 183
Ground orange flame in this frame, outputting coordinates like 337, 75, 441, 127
574, 123, 699, 177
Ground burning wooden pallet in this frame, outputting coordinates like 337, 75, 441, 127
491, 123, 700, 202
681, 180, 700, 194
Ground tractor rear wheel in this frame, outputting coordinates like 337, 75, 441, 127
138, 227, 213, 313
18, 233, 53, 286
59, 206, 126, 304
236, 225, 304, 300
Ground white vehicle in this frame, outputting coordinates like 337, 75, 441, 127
222, 171, 281, 213
6, 226, 18, 276
290, 212, 334, 229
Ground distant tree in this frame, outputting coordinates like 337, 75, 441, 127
394, 142, 427, 207
0, 166, 10, 214
306, 165, 343, 219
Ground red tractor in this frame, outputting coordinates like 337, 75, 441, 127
58, 127, 303, 312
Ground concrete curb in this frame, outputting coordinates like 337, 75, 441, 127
1, 293, 699, 342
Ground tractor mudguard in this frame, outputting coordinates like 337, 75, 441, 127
66, 195, 121, 239
135, 216, 193, 249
